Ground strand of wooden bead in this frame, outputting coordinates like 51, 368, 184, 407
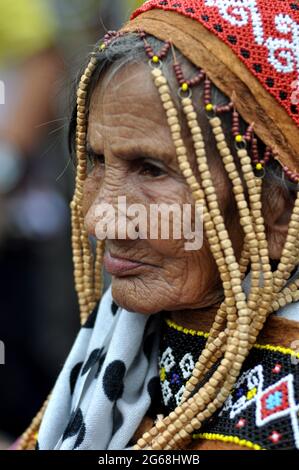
273, 194, 299, 291
234, 148, 273, 329
181, 101, 246, 327
272, 276, 299, 310
17, 393, 52, 450
247, 195, 299, 341
71, 203, 90, 320
72, 56, 99, 322
78, 214, 95, 322
208, 117, 261, 322
71, 204, 88, 319
272, 286, 299, 311
204, 242, 251, 349
210, 119, 268, 333
226, 145, 277, 352
94, 241, 105, 301
182, 331, 228, 391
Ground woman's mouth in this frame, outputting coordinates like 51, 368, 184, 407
104, 251, 146, 276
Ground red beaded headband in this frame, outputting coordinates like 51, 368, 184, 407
99, 29, 296, 182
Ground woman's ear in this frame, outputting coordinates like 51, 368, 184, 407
262, 184, 295, 259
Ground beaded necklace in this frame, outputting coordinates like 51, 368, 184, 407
159, 316, 299, 450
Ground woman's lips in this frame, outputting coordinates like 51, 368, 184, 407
104, 251, 145, 276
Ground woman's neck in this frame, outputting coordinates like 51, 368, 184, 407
169, 302, 221, 332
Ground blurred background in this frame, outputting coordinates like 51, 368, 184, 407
0, 0, 143, 449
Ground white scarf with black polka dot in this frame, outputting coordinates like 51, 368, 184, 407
38, 287, 162, 450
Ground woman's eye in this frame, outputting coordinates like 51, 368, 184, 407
139, 160, 166, 178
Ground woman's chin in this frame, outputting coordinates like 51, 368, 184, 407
111, 278, 163, 315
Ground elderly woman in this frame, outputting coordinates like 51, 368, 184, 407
19, 0, 299, 451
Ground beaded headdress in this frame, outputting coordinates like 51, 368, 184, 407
19, 0, 299, 451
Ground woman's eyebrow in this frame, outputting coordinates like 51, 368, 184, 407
110, 143, 173, 163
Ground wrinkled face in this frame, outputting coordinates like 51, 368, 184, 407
84, 62, 244, 314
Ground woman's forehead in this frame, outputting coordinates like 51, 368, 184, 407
89, 62, 160, 116
88, 62, 172, 152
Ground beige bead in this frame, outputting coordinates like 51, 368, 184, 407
210, 117, 222, 127
183, 169, 193, 178
219, 148, 231, 157
170, 124, 181, 133
237, 149, 248, 158
174, 139, 184, 148
167, 116, 179, 126
194, 141, 205, 149
176, 147, 187, 157
163, 101, 173, 111
159, 85, 170, 95
166, 108, 178, 118
187, 111, 197, 120
182, 97, 192, 106
191, 134, 203, 143
77, 89, 87, 99
188, 120, 199, 129
215, 133, 226, 142
161, 93, 172, 103
172, 132, 181, 140
196, 149, 206, 158
183, 105, 194, 114
180, 162, 191, 171
151, 68, 162, 78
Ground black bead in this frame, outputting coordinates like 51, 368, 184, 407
214, 24, 223, 32
279, 90, 288, 100
253, 63, 262, 73
186, 7, 195, 13
266, 77, 274, 88
290, 3, 299, 10
172, 2, 181, 7
291, 104, 298, 114
227, 35, 237, 45
240, 48, 250, 59
159, 1, 168, 5
201, 14, 209, 21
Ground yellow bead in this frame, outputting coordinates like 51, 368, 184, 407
256, 163, 263, 170
99, 43, 106, 50
181, 82, 189, 92
235, 134, 243, 143
152, 55, 159, 63
205, 103, 214, 112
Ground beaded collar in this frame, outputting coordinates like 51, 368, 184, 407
158, 316, 299, 450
